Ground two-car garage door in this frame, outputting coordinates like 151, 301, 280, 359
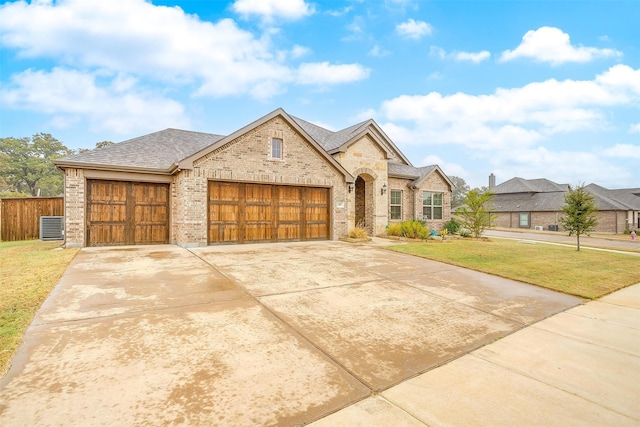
208, 182, 330, 244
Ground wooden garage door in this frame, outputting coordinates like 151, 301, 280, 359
87, 180, 169, 247
208, 182, 330, 244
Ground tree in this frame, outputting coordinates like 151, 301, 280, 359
0, 133, 72, 196
455, 189, 497, 239
559, 184, 598, 251
95, 140, 114, 149
449, 176, 470, 209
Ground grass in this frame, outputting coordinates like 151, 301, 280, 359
0, 240, 79, 376
387, 238, 640, 300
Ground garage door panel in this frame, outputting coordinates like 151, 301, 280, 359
88, 224, 126, 247
305, 223, 327, 240
87, 180, 169, 247
277, 224, 301, 240
208, 181, 330, 244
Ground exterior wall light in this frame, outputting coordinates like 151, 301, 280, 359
381, 183, 387, 195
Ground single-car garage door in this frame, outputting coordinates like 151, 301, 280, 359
208, 181, 330, 244
86, 180, 170, 247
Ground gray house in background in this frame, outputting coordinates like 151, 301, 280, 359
489, 175, 640, 234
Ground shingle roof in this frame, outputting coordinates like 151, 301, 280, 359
56, 128, 225, 171
492, 177, 568, 194
388, 162, 421, 179
291, 115, 371, 151
492, 177, 640, 212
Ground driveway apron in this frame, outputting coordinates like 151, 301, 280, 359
1, 241, 583, 425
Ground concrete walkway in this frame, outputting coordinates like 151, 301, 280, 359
310, 283, 640, 426
486, 229, 640, 253
0, 240, 637, 426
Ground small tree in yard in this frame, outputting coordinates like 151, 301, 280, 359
559, 184, 598, 251
455, 189, 497, 239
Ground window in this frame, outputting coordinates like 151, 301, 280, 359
423, 192, 443, 220
390, 190, 402, 220
271, 138, 282, 159
519, 213, 530, 228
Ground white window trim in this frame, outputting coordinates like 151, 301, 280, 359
390, 189, 402, 220
422, 191, 443, 220
270, 137, 283, 160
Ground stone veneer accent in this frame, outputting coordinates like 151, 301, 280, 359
332, 135, 389, 235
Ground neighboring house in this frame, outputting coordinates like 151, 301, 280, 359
55, 108, 453, 247
490, 176, 640, 234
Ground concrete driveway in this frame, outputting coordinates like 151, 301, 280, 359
0, 240, 583, 425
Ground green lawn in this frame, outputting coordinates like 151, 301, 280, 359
0, 240, 79, 376
387, 239, 640, 300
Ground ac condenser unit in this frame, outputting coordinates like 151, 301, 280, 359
40, 216, 64, 240
534, 226, 543, 231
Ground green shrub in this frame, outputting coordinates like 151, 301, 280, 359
387, 223, 403, 237
444, 219, 461, 234
387, 220, 430, 239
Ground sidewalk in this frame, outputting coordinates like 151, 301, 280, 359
310, 283, 640, 426
485, 229, 640, 253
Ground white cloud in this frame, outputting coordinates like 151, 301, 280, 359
488, 147, 633, 189
453, 50, 491, 63
630, 123, 640, 133
0, 0, 366, 100
396, 19, 432, 40
369, 45, 391, 58
430, 46, 490, 63
420, 155, 467, 177
0, 68, 189, 134
500, 26, 622, 65
296, 62, 371, 85
290, 44, 311, 59
378, 65, 640, 150
602, 144, 640, 159
231, 0, 314, 21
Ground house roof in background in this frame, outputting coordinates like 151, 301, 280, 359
492, 177, 568, 194
492, 177, 640, 212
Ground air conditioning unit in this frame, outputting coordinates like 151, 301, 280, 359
534, 226, 543, 231
40, 216, 64, 240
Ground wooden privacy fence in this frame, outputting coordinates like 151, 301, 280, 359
0, 197, 64, 241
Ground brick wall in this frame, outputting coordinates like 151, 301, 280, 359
63, 168, 85, 247
414, 171, 452, 232
388, 177, 414, 222
174, 116, 347, 246
495, 210, 625, 233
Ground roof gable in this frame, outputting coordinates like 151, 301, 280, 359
178, 108, 354, 182
388, 163, 453, 190
292, 116, 412, 166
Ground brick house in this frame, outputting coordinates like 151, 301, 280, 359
55, 108, 453, 247
490, 176, 640, 234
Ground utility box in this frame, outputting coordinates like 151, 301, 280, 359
40, 216, 64, 240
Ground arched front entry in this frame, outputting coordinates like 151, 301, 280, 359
354, 173, 375, 235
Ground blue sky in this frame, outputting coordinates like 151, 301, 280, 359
1, 0, 638, 189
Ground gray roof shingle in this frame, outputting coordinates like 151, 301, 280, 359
492, 178, 640, 212
57, 128, 225, 171
291, 115, 371, 151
